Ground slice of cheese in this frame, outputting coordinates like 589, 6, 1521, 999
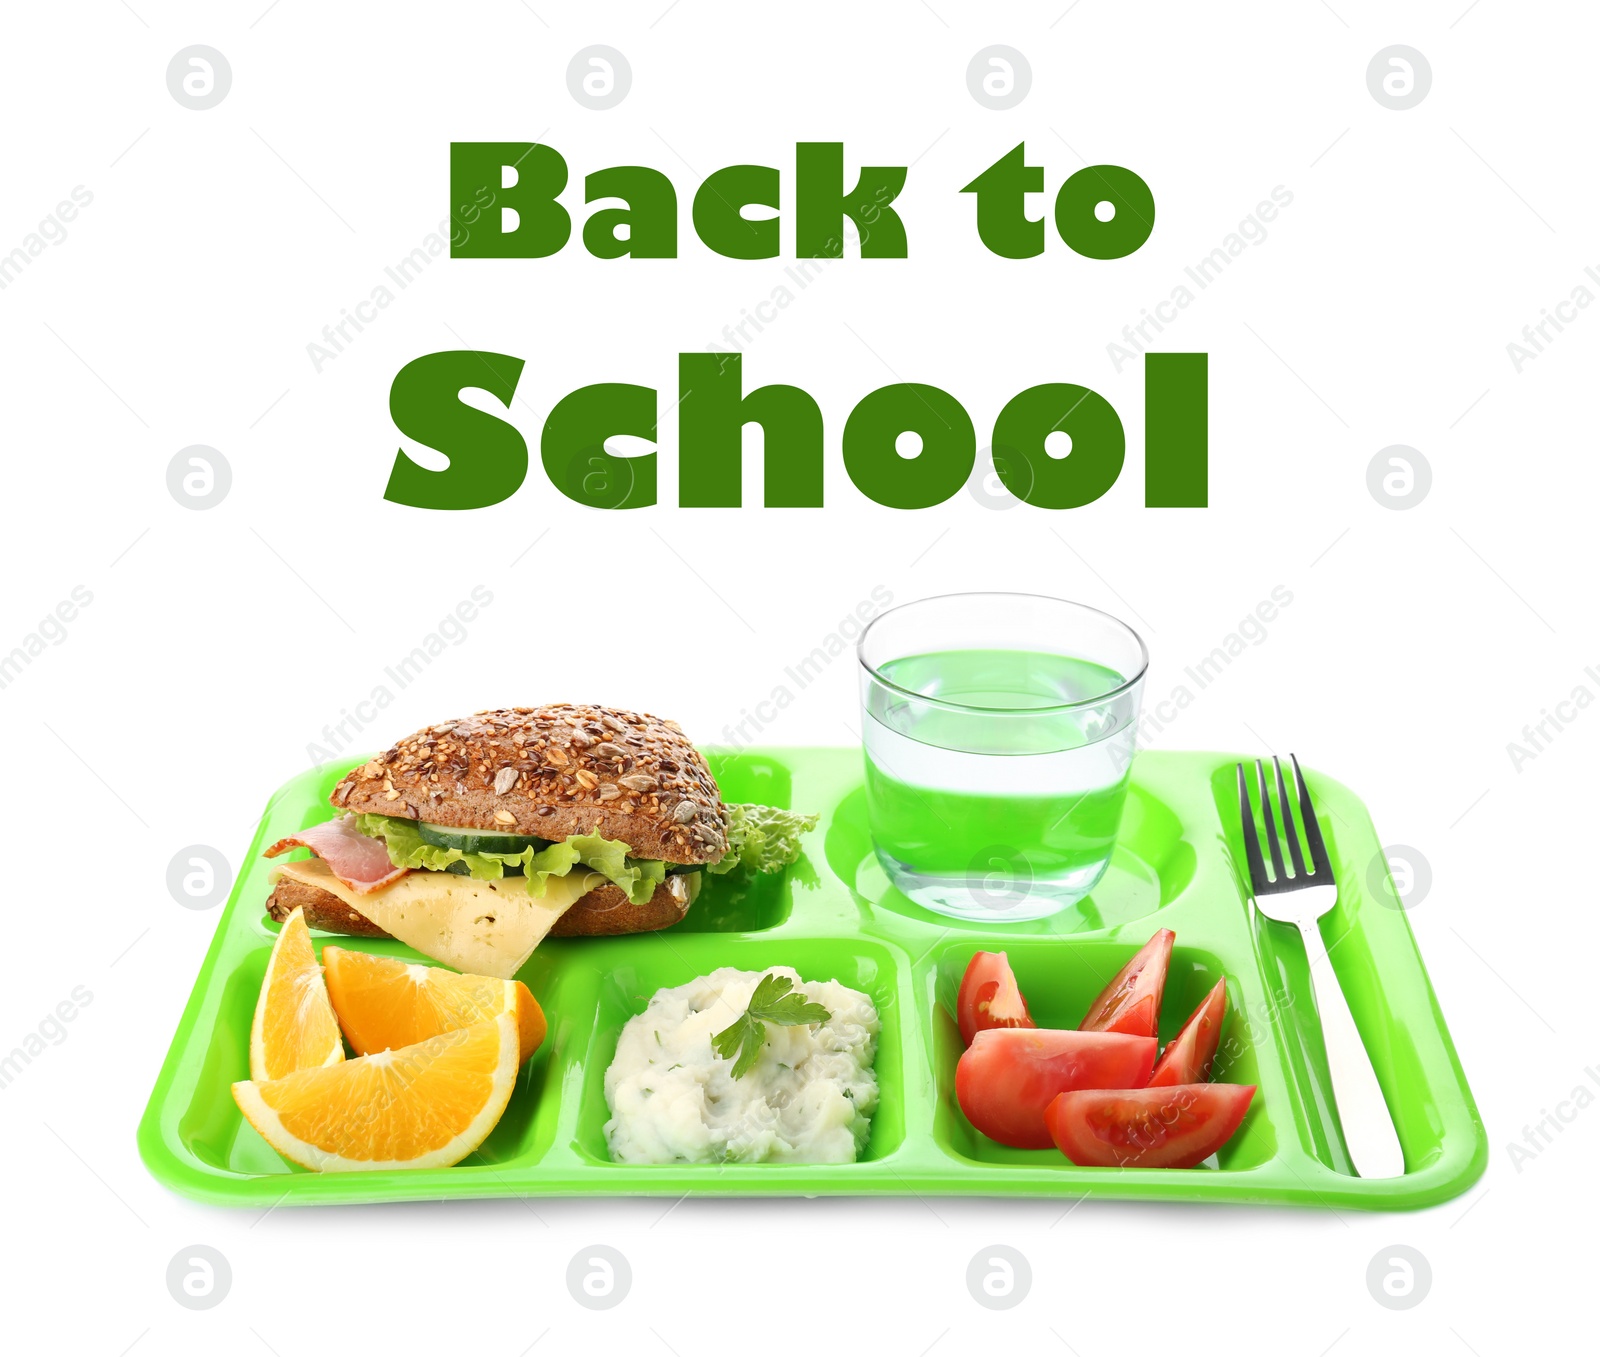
271, 858, 598, 978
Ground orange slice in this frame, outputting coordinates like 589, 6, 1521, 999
323, 946, 546, 1064
249, 907, 345, 1082
232, 1013, 519, 1171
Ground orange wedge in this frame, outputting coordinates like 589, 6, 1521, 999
232, 1013, 519, 1171
250, 907, 344, 1082
323, 946, 546, 1064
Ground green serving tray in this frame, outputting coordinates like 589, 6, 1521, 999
138, 748, 1486, 1209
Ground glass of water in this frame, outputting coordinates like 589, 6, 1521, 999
857, 593, 1148, 922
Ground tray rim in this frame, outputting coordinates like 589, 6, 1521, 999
137, 747, 1489, 1212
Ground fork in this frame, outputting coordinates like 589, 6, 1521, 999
1237, 755, 1405, 1179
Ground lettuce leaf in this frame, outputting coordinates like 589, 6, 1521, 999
707, 803, 819, 876
544, 831, 667, 906
353, 814, 667, 907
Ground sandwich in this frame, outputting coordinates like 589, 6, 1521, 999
263, 704, 813, 979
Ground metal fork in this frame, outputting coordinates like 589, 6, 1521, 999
1237, 755, 1405, 1179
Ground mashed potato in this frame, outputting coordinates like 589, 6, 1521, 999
604, 966, 880, 1164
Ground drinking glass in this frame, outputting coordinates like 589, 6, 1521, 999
857, 593, 1147, 921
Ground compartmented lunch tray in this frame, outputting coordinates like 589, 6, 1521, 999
138, 749, 1486, 1209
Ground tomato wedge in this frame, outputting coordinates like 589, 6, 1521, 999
956, 951, 1036, 1046
1149, 978, 1227, 1087
1079, 929, 1174, 1039
1046, 1083, 1257, 1168
955, 1028, 1157, 1149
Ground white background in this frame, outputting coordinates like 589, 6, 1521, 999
1, 1, 1592, 1353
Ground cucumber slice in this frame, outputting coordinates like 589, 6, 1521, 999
417, 821, 544, 855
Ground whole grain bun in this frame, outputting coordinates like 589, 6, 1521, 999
266, 874, 389, 937
331, 704, 728, 864
265, 871, 696, 940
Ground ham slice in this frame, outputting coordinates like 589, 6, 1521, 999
264, 815, 410, 894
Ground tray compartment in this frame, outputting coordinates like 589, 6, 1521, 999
567, 933, 909, 1167
177, 953, 280, 1176
672, 868, 794, 934
923, 937, 1275, 1171
1201, 760, 1487, 1192
183, 926, 582, 1178
674, 750, 802, 932
822, 781, 1194, 936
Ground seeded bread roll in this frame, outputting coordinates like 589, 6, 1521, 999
265, 871, 697, 940
266, 875, 389, 938
331, 703, 728, 863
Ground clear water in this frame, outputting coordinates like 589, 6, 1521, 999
862, 648, 1139, 921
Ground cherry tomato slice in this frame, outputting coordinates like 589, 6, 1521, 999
956, 1028, 1158, 1149
1046, 1083, 1257, 1168
1149, 978, 1228, 1087
956, 951, 1036, 1046
1079, 929, 1174, 1039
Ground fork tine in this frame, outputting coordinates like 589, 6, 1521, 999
1236, 763, 1268, 891
1272, 756, 1307, 878
1289, 753, 1330, 876
1255, 759, 1286, 882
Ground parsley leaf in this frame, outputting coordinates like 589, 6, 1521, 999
711, 973, 832, 1079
